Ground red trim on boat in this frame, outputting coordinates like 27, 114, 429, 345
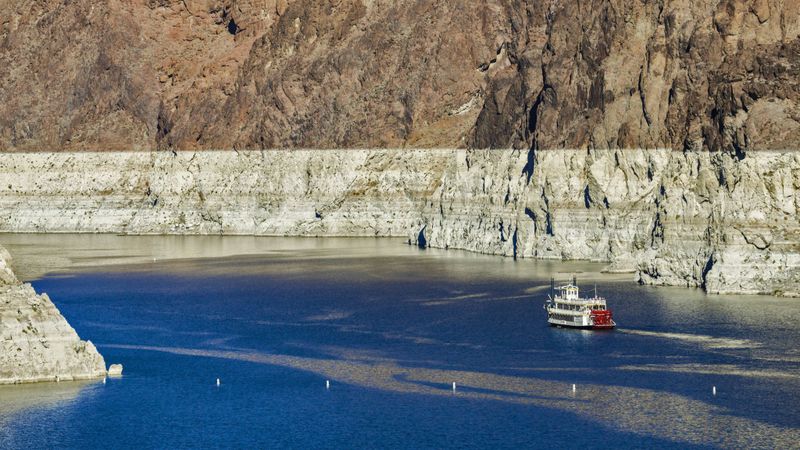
591, 309, 615, 329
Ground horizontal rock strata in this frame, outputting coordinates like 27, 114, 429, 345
0, 149, 797, 297
0, 245, 106, 384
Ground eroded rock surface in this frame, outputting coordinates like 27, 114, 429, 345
1, 0, 798, 152
1, 0, 799, 298
0, 245, 106, 384
1, 150, 797, 297
421, 149, 800, 297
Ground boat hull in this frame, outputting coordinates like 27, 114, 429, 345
546, 309, 616, 330
548, 321, 616, 330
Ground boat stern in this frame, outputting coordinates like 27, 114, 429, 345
590, 309, 615, 329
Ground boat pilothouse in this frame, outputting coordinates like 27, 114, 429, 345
544, 277, 616, 330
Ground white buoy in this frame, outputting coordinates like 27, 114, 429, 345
216, 378, 220, 387
713, 386, 716, 396
452, 382, 457, 392
326, 380, 330, 390
572, 384, 576, 393
103, 377, 106, 384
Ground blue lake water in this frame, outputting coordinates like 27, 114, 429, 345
1, 236, 799, 449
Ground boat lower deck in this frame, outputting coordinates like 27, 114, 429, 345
547, 314, 616, 330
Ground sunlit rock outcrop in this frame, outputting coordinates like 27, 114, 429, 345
420, 149, 800, 297
0, 245, 106, 384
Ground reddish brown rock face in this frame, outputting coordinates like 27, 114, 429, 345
1, 0, 798, 152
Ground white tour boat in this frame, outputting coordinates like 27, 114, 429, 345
544, 278, 616, 330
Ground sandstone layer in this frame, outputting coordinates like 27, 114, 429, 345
0, 245, 106, 384
1, 149, 797, 297
1, 0, 799, 153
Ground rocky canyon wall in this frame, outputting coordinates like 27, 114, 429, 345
1, 0, 799, 299
421, 149, 800, 297
2, 0, 799, 153
1, 149, 797, 297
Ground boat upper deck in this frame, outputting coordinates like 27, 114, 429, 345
549, 283, 608, 310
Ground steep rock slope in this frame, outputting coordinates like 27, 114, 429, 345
1, 0, 798, 152
0, 0, 288, 150
420, 149, 800, 296
0, 246, 107, 384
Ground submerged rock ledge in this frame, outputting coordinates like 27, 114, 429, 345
0, 149, 798, 297
0, 245, 106, 384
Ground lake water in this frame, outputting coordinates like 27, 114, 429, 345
1, 235, 799, 449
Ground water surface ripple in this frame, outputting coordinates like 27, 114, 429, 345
0, 235, 798, 449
